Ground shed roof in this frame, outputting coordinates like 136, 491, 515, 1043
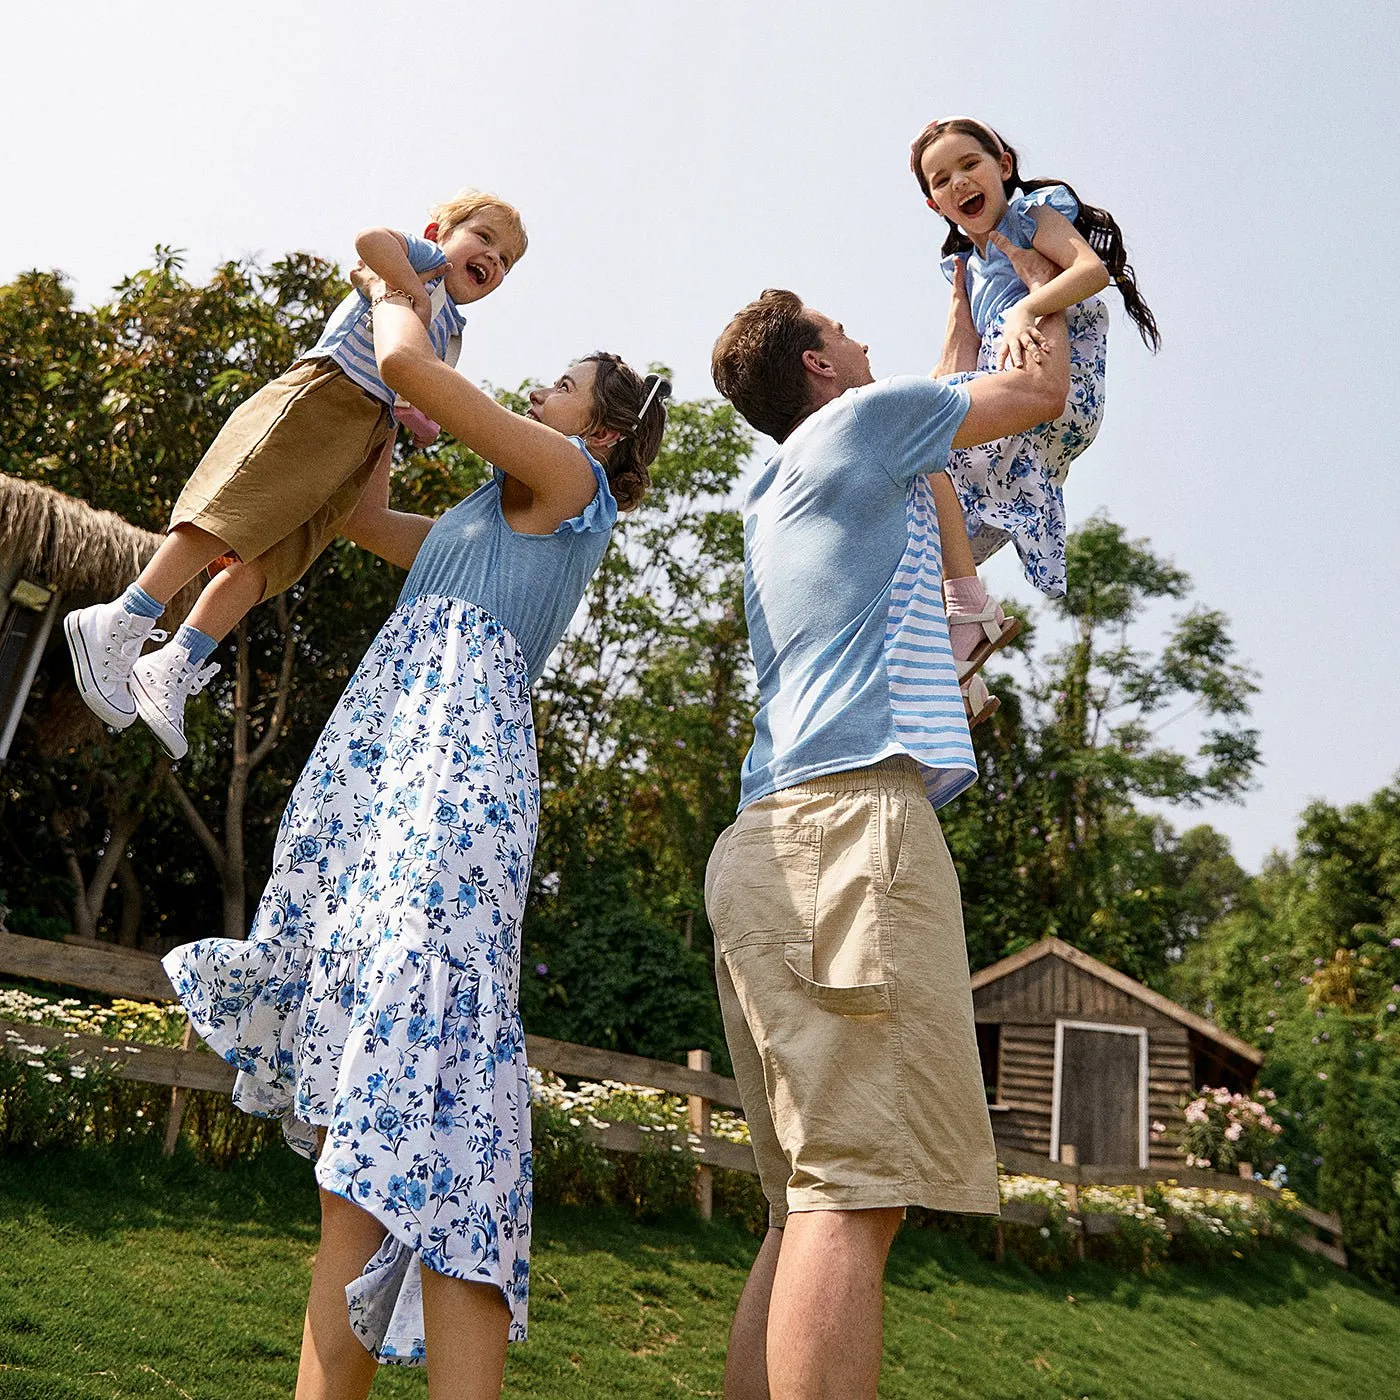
970, 937, 1264, 1067
0, 473, 195, 613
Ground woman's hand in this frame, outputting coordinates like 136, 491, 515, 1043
393, 402, 441, 448
349, 259, 439, 329
996, 300, 1050, 370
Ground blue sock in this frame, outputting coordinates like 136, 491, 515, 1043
120, 583, 164, 619
173, 624, 217, 666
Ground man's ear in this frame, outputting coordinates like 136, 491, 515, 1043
423, 221, 440, 241
801, 347, 835, 379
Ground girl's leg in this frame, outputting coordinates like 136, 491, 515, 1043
932, 473, 976, 584
420, 1271, 511, 1400
134, 523, 231, 604
933, 472, 1019, 692
295, 1187, 388, 1400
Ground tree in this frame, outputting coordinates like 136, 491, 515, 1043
522, 392, 755, 1064
944, 515, 1261, 983
1174, 778, 1400, 1256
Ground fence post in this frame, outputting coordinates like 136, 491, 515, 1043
162, 1018, 196, 1157
1238, 1160, 1254, 1209
688, 1049, 713, 1222
1061, 1143, 1085, 1261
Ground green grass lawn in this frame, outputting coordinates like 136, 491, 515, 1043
0, 1146, 1395, 1399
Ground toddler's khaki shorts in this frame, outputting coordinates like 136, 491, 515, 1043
171, 357, 393, 599
705, 756, 1000, 1227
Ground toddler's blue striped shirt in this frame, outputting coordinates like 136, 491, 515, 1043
308, 234, 464, 404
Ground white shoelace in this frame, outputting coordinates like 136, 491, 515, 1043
101, 622, 166, 682
160, 657, 220, 702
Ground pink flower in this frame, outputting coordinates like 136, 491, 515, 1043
1317, 1071, 1329, 1081
1225, 1122, 1243, 1142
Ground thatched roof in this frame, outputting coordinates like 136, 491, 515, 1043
0, 474, 196, 615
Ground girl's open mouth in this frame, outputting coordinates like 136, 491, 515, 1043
958, 192, 986, 219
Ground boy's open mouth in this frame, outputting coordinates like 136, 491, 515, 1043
466, 261, 489, 286
958, 191, 986, 219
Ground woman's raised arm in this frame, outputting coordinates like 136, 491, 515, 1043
368, 287, 597, 521
341, 437, 436, 570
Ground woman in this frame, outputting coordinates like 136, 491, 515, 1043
163, 270, 671, 1400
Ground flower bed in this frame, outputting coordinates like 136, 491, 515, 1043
0, 986, 1312, 1268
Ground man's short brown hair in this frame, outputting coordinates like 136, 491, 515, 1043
711, 289, 824, 442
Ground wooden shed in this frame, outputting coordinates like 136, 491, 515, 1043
971, 937, 1264, 1170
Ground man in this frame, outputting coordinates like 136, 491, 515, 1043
706, 271, 1068, 1399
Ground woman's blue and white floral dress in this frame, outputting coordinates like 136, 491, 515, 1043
164, 444, 617, 1363
940, 183, 1108, 597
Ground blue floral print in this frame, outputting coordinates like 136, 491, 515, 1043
163, 595, 538, 1359
945, 296, 1108, 597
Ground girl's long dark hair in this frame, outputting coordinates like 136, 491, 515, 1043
910, 118, 1160, 352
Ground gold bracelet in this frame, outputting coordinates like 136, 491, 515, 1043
371, 287, 417, 308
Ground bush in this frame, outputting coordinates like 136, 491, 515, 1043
1179, 1085, 1284, 1174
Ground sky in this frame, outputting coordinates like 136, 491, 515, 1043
3, 0, 1398, 871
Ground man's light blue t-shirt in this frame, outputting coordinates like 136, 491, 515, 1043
740, 375, 976, 811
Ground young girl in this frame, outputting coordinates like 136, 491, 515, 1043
910, 116, 1159, 599
162, 270, 670, 1399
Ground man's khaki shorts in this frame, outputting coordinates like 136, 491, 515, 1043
171, 358, 393, 599
705, 756, 1000, 1227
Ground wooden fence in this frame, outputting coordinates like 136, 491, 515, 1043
0, 929, 1346, 1261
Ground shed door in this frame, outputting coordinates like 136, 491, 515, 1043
1054, 1023, 1145, 1167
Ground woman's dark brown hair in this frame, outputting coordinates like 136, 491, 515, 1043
910, 118, 1160, 352
580, 353, 672, 511
710, 289, 825, 442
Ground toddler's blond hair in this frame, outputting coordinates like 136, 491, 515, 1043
429, 190, 528, 265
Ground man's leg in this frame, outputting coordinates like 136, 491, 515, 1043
724, 1227, 782, 1400
766, 1209, 903, 1400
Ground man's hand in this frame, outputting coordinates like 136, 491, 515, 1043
989, 231, 1062, 292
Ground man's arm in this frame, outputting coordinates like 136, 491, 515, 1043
949, 234, 1071, 447
934, 256, 980, 378
951, 316, 1069, 447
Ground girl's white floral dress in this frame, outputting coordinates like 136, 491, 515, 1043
164, 446, 616, 1364
940, 183, 1109, 597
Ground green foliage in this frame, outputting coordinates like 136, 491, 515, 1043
946, 516, 1260, 983
1319, 1025, 1400, 1286
1173, 777, 1400, 1273
6, 1145, 1398, 1400
523, 389, 753, 1064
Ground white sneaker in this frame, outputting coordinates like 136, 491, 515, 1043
130, 643, 220, 760
64, 601, 165, 729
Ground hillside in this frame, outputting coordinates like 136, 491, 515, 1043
0, 1148, 1394, 1399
